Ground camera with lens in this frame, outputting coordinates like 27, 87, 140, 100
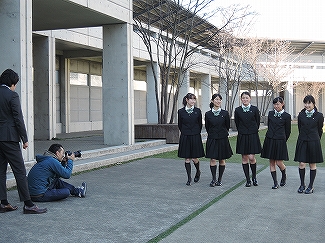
65, 150, 82, 158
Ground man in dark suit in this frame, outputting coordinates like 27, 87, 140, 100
0, 69, 47, 214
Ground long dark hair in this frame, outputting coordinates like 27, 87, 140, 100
182, 93, 196, 106
303, 95, 315, 105
209, 93, 222, 109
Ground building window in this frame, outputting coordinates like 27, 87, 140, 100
70, 72, 88, 85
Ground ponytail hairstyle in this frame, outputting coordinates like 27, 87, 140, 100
182, 93, 196, 106
210, 93, 222, 109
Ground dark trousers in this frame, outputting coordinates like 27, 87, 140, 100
31, 178, 79, 202
0, 141, 31, 202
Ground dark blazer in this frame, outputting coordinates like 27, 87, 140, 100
178, 107, 202, 135
234, 105, 260, 135
0, 85, 28, 143
297, 108, 324, 141
265, 110, 291, 141
205, 109, 230, 139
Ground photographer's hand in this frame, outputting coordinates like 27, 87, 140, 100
68, 153, 75, 161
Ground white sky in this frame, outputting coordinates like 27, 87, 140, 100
213, 0, 325, 41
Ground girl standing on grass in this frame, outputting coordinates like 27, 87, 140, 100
205, 94, 233, 187
261, 97, 291, 189
294, 95, 324, 194
178, 93, 205, 186
234, 91, 261, 187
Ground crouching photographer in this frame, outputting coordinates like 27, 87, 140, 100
27, 144, 86, 202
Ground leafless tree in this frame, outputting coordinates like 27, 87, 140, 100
133, 0, 255, 123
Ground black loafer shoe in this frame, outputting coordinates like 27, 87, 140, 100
297, 185, 305, 193
216, 181, 223, 186
194, 171, 201, 183
245, 181, 251, 187
305, 187, 314, 194
186, 179, 192, 186
252, 178, 258, 186
272, 184, 279, 189
23, 205, 47, 214
0, 203, 18, 213
280, 177, 286, 187
210, 180, 216, 187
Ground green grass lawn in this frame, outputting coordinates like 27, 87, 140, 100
150, 124, 325, 167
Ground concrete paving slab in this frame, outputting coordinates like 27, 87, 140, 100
160, 165, 325, 243
2, 159, 246, 243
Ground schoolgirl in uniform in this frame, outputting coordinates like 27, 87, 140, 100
294, 95, 324, 194
178, 93, 205, 186
234, 91, 261, 187
261, 97, 291, 189
205, 94, 233, 187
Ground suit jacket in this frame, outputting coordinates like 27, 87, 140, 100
0, 85, 28, 143
178, 107, 202, 135
205, 109, 230, 139
265, 110, 291, 141
297, 108, 324, 141
234, 105, 260, 135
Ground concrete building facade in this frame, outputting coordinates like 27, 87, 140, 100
0, 0, 324, 163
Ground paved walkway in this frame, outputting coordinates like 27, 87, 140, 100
3, 129, 325, 242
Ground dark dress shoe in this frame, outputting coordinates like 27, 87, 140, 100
23, 205, 47, 214
252, 178, 258, 186
0, 203, 18, 213
280, 178, 286, 187
210, 180, 216, 187
272, 184, 279, 189
216, 181, 223, 186
305, 187, 314, 194
245, 181, 251, 187
297, 185, 305, 193
194, 171, 201, 183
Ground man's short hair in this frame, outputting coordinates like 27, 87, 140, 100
48, 144, 64, 154
0, 69, 19, 86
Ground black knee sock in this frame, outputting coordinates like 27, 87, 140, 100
271, 171, 277, 184
299, 168, 305, 186
210, 165, 216, 181
308, 169, 316, 189
185, 162, 191, 181
194, 161, 200, 174
281, 168, 286, 181
250, 163, 257, 180
218, 165, 225, 182
242, 164, 250, 182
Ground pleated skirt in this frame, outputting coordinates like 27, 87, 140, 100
205, 137, 233, 160
178, 134, 205, 158
261, 137, 289, 160
294, 139, 323, 163
236, 133, 261, 155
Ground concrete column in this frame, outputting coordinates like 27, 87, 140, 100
146, 62, 160, 123
0, 0, 34, 161
178, 70, 190, 108
33, 36, 56, 140
285, 80, 294, 117
60, 56, 71, 133
201, 74, 211, 113
103, 23, 134, 146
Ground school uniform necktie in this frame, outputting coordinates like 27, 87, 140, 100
242, 106, 250, 112
186, 107, 194, 114
274, 111, 282, 117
